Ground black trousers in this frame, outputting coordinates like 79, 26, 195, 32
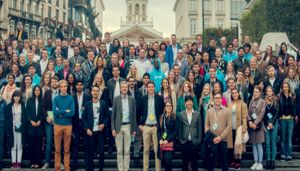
84, 131, 105, 171
228, 130, 239, 163
181, 141, 198, 171
207, 141, 228, 171
71, 121, 84, 166
162, 151, 174, 171
28, 134, 43, 165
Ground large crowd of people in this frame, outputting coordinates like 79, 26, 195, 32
0, 26, 300, 171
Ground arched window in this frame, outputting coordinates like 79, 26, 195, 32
135, 4, 139, 15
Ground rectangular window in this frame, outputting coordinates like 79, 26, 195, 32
63, 12, 66, 23
217, 0, 224, 12
56, 0, 59, 6
48, 0, 51, 4
63, 0, 66, 9
190, 18, 196, 35
12, 0, 17, 8
189, 0, 196, 12
41, 4, 44, 18
217, 19, 224, 28
204, 18, 210, 29
204, 0, 211, 11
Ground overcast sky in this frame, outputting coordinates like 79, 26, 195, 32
102, 0, 175, 37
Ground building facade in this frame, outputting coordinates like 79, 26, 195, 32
112, 0, 163, 45
174, 0, 247, 43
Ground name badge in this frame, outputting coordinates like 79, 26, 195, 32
162, 132, 168, 140
251, 113, 257, 120
212, 123, 218, 130
149, 114, 155, 121
267, 113, 273, 119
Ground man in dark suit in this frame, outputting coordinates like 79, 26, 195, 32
138, 81, 165, 171
233, 47, 250, 72
58, 58, 73, 80
178, 95, 202, 171
71, 80, 91, 169
249, 57, 263, 85
107, 66, 126, 107
204, 67, 225, 92
41, 76, 60, 169
111, 81, 137, 171
264, 65, 282, 95
104, 32, 113, 55
69, 45, 85, 69
82, 85, 108, 171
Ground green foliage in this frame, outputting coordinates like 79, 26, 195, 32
240, 0, 300, 47
203, 28, 238, 45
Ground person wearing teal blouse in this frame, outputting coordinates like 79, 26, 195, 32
176, 81, 198, 115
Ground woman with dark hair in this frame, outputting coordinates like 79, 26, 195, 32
0, 65, 6, 88
243, 66, 254, 98
263, 45, 273, 64
5, 90, 26, 169
278, 42, 289, 66
277, 56, 286, 80
264, 86, 279, 170
40, 73, 51, 97
20, 74, 32, 104
256, 79, 265, 98
227, 88, 248, 170
110, 38, 121, 54
158, 101, 178, 171
186, 70, 202, 101
44, 60, 56, 77
159, 42, 167, 52
147, 48, 156, 62
78, 41, 85, 50
10, 63, 23, 87
1, 73, 18, 103
26, 86, 43, 168
278, 82, 295, 161
117, 47, 130, 78
158, 78, 177, 113
67, 73, 76, 96
248, 86, 266, 170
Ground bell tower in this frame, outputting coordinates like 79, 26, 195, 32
126, 0, 148, 24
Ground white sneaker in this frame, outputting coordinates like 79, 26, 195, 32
250, 162, 258, 170
41, 163, 49, 169
60, 163, 64, 170
256, 163, 264, 170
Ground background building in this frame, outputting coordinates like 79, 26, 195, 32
112, 0, 163, 45
174, 0, 248, 43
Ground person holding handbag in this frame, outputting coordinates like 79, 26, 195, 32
5, 90, 26, 169
158, 100, 178, 171
248, 86, 266, 170
227, 88, 248, 170
263, 86, 279, 169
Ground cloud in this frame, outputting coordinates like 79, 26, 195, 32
102, 0, 175, 37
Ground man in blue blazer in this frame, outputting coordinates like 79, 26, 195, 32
165, 34, 182, 69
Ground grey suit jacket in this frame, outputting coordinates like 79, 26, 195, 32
81, 60, 94, 81
111, 95, 137, 134
178, 110, 202, 145
173, 59, 189, 78
69, 55, 85, 68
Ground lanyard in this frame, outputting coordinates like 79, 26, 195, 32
213, 107, 222, 125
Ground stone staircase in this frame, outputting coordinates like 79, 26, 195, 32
2, 141, 300, 170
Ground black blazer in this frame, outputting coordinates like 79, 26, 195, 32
264, 78, 282, 95
26, 97, 44, 136
82, 100, 109, 132
72, 93, 91, 127
42, 90, 53, 121
107, 77, 126, 107
57, 68, 73, 80
5, 102, 27, 147
157, 114, 178, 143
138, 94, 165, 126
128, 89, 142, 124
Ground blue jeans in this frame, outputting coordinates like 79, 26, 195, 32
45, 123, 53, 164
280, 119, 294, 158
253, 143, 263, 163
265, 122, 278, 160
